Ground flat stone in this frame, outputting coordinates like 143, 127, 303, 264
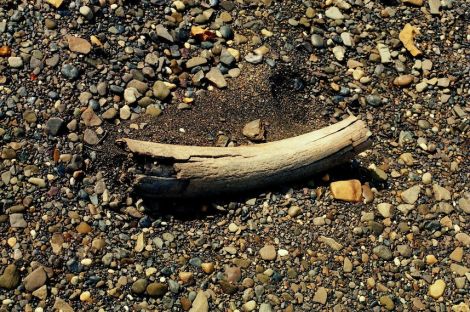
377, 203, 393, 218
225, 266, 241, 283
23, 267, 47, 292
318, 236, 343, 251
53, 298, 74, 312
102, 108, 117, 120
449, 247, 463, 262
146, 282, 168, 297
67, 36, 92, 54
242, 119, 265, 141
155, 24, 173, 42
8, 56, 23, 68
28, 177, 46, 188
403, 0, 423, 6
433, 184, 451, 201
186, 57, 207, 68
287, 206, 302, 217
46, 0, 63, 8
416, 81, 428, 92
61, 64, 80, 80
428, 279, 445, 299
46, 117, 65, 136
201, 263, 215, 274
330, 180, 362, 202
343, 257, 353, 273
311, 34, 324, 48
312, 287, 328, 304
189, 290, 208, 312
393, 75, 414, 86
455, 233, 470, 246
397, 244, 412, 257
458, 197, 470, 214
206, 67, 227, 88
9, 213, 27, 228
259, 303, 273, 312
76, 222, 92, 234
120, 105, 131, 120
32, 285, 47, 300
124, 87, 140, 104
377, 43, 391, 63
0, 264, 20, 290
81, 107, 102, 127
429, 0, 441, 14
153, 81, 171, 100
325, 7, 343, 19
373, 245, 393, 260
131, 279, 148, 294
146, 105, 162, 117
83, 129, 99, 145
332, 46, 345, 61
341, 32, 353, 46
380, 295, 395, 310
243, 300, 257, 311
260, 245, 276, 260
399, 23, 422, 57
401, 185, 421, 204
450, 263, 469, 276
245, 53, 263, 64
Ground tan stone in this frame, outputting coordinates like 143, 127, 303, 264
53, 298, 74, 312
399, 24, 422, 57
449, 247, 463, 262
201, 263, 215, 274
47, 0, 64, 8
450, 263, 469, 276
135, 232, 145, 252
393, 75, 414, 87
330, 179, 362, 202
189, 290, 209, 312
179, 272, 194, 284
67, 36, 92, 54
259, 244, 276, 260
402, 0, 423, 6
312, 287, 328, 304
76, 222, 92, 234
428, 279, 445, 299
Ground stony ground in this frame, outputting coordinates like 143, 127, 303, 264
0, 0, 469, 311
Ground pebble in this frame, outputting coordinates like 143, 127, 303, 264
242, 119, 265, 141
190, 290, 208, 312
325, 7, 343, 19
377, 203, 393, 218
131, 279, 148, 295
393, 75, 414, 86
287, 205, 302, 217
259, 245, 276, 260
401, 185, 421, 204
61, 64, 80, 80
428, 279, 446, 299
8, 57, 23, 68
318, 236, 343, 251
330, 180, 362, 202
23, 267, 47, 292
0, 264, 20, 290
67, 36, 92, 54
153, 81, 171, 100
373, 245, 393, 260
206, 67, 227, 88
312, 287, 328, 304
9, 214, 27, 228
146, 282, 168, 297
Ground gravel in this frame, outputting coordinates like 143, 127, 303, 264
0, 0, 468, 311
